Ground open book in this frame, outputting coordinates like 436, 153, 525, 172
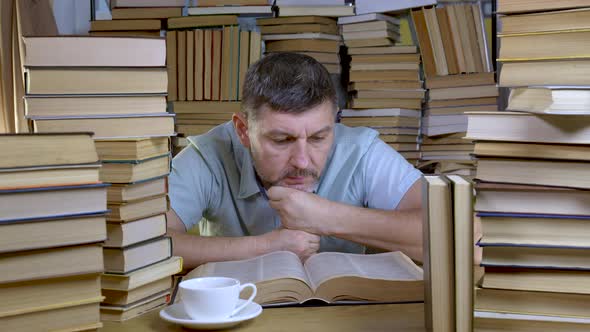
183, 251, 424, 306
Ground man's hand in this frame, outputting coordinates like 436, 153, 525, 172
264, 228, 320, 261
267, 186, 328, 235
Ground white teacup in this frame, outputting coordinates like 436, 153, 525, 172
179, 277, 257, 320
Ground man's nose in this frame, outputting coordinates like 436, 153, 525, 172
290, 139, 310, 170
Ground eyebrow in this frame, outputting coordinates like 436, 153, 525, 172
266, 125, 333, 138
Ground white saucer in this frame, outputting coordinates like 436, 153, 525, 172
159, 299, 263, 330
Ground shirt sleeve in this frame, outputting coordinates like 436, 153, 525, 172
168, 145, 217, 231
362, 138, 422, 210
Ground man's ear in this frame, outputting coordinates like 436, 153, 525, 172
232, 112, 251, 148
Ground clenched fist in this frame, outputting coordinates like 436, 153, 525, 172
265, 228, 320, 261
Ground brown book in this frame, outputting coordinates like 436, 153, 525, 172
350, 98, 422, 110
423, 7, 448, 76
101, 256, 183, 291
475, 287, 590, 318
453, 5, 477, 73
483, 267, 590, 295
1, 302, 101, 332
102, 277, 172, 306
350, 62, 419, 71
0, 133, 97, 168
238, 30, 250, 100
500, 59, 590, 87
265, 39, 339, 53
341, 116, 420, 127
0, 243, 104, 284
167, 15, 238, 29
350, 81, 423, 90
111, 7, 182, 19
212, 30, 223, 101
100, 291, 169, 322
445, 5, 467, 73
177, 30, 187, 101
230, 26, 241, 100
0, 274, 101, 318
184, 251, 423, 305
355, 90, 424, 99
464, 4, 484, 72
204, 30, 213, 100
348, 45, 418, 55
411, 8, 436, 77
436, 7, 459, 75
350, 53, 420, 63
499, 30, 590, 61
107, 194, 168, 222
186, 31, 194, 101
107, 176, 167, 203
171, 101, 241, 113
103, 236, 172, 274
341, 20, 399, 33
257, 16, 336, 26
474, 312, 590, 332
100, 154, 170, 184
472, 4, 491, 72
95, 136, 170, 162
26, 67, 167, 95
34, 114, 175, 140
23, 36, 165, 67
425, 72, 495, 89
194, 30, 204, 101
221, 26, 232, 100
500, 8, 590, 34
350, 70, 420, 82
345, 37, 395, 48
166, 31, 177, 101
497, 0, 590, 14
422, 176, 455, 332
260, 23, 338, 35
474, 141, 590, 161
175, 124, 217, 136
0, 165, 100, 191
25, 95, 166, 118
105, 214, 167, 247
429, 85, 498, 100
90, 19, 161, 31
0, 212, 106, 254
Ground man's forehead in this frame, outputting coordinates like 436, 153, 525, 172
253, 102, 336, 135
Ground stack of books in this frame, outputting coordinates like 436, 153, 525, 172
166, 16, 262, 103
257, 15, 341, 75
275, 0, 354, 19
171, 101, 241, 154
0, 133, 106, 332
337, 12, 422, 164
411, 4, 497, 177
90, 0, 186, 37
467, 3, 590, 330
22, 36, 182, 321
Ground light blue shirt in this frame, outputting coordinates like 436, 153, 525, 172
169, 121, 422, 254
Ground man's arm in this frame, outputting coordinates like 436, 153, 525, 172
166, 209, 320, 269
268, 179, 423, 262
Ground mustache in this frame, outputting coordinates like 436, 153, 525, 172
280, 168, 319, 180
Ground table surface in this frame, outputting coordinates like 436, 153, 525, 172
100, 302, 426, 332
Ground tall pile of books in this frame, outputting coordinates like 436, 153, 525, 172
411, 3, 497, 177
90, 0, 186, 37
0, 133, 106, 332
23, 36, 182, 322
338, 12, 423, 164
468, 1, 590, 330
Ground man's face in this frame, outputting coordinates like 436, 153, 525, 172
242, 101, 335, 192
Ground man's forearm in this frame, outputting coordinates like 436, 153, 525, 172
168, 230, 272, 269
316, 202, 423, 261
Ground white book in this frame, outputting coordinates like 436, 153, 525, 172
338, 13, 401, 25
341, 108, 421, 118
278, 5, 354, 17
276, 0, 345, 5
262, 33, 342, 41
188, 6, 272, 15
355, 0, 437, 15
474, 311, 590, 324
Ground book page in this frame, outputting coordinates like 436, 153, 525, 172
304, 251, 423, 291
185, 251, 310, 286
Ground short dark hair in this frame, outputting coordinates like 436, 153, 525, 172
241, 53, 337, 120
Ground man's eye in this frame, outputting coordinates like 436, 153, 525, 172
309, 136, 325, 142
273, 138, 291, 144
